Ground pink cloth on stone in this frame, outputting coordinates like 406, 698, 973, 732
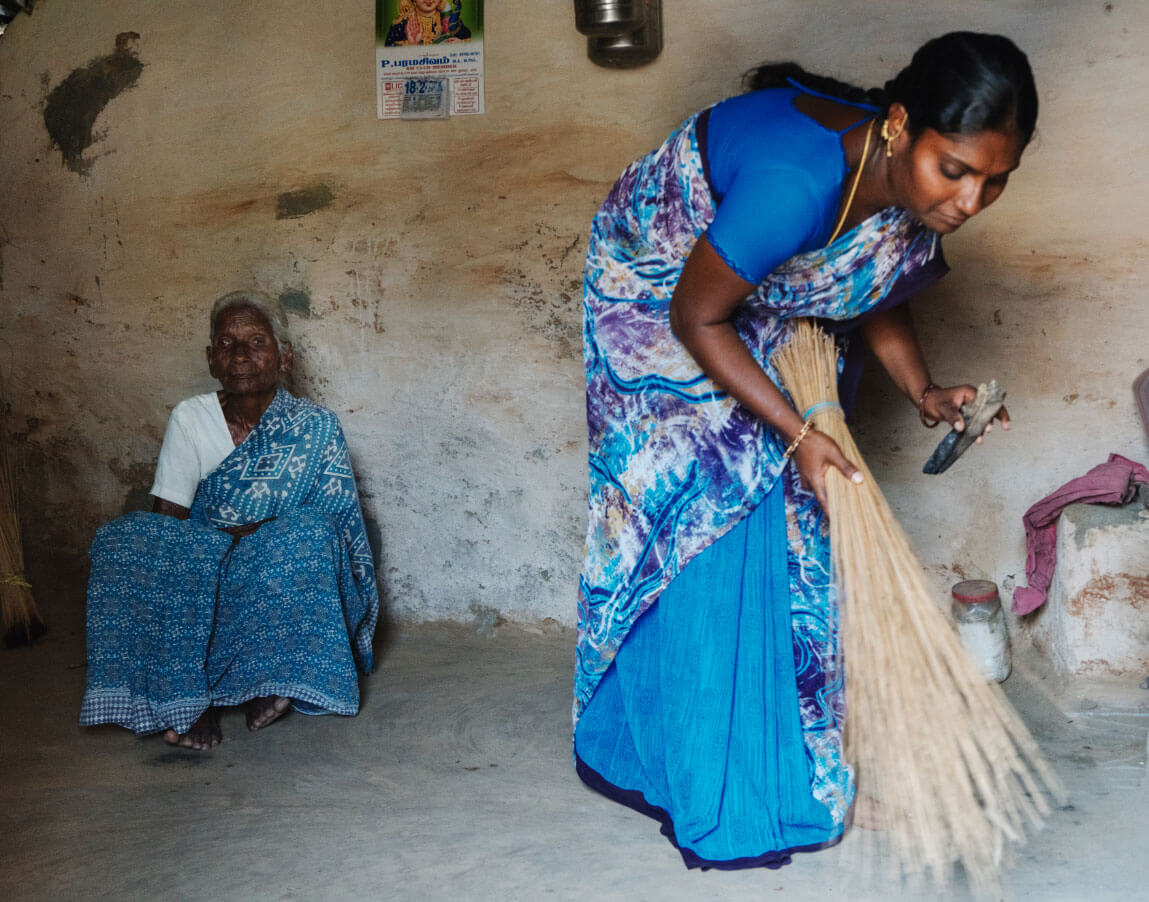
1012, 454, 1149, 615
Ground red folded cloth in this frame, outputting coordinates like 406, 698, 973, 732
1012, 454, 1149, 615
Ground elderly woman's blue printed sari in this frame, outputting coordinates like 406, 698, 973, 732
81, 390, 379, 735
576, 110, 945, 868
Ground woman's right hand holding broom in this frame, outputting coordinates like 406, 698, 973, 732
789, 427, 863, 510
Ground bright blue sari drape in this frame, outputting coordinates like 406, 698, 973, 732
576, 478, 841, 868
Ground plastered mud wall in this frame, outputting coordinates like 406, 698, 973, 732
0, 1, 1145, 626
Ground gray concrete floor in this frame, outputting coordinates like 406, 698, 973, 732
2, 588, 1147, 902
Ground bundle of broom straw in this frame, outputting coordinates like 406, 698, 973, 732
772, 320, 1064, 892
0, 418, 44, 647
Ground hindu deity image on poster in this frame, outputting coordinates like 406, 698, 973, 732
376, 1, 485, 118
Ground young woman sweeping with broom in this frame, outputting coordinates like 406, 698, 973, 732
576, 32, 1040, 873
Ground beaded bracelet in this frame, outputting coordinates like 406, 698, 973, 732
917, 382, 942, 428
782, 419, 815, 461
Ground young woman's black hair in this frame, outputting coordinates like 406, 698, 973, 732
744, 32, 1038, 146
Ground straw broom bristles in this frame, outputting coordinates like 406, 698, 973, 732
0, 422, 44, 647
772, 319, 1064, 891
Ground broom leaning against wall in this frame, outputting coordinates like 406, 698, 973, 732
0, 391, 46, 647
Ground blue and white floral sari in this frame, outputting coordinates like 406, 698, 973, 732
81, 390, 379, 735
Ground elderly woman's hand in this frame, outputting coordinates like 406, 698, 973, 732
921, 384, 1011, 442
221, 516, 278, 539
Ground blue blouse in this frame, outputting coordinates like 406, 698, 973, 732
702, 86, 877, 284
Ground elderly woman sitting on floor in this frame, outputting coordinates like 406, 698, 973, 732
80, 291, 379, 750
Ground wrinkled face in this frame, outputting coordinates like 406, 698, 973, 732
893, 126, 1024, 234
413, 0, 441, 15
207, 305, 289, 396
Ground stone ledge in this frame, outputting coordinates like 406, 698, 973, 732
1026, 498, 1149, 678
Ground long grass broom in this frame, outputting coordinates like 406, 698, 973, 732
0, 421, 45, 647
772, 319, 1064, 892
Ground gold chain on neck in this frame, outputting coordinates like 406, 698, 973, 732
826, 117, 875, 245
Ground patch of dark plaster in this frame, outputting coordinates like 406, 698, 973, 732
276, 185, 335, 219
43, 32, 143, 175
279, 289, 312, 318
470, 603, 508, 637
1063, 500, 1148, 550
13, 417, 41, 442
107, 458, 155, 511
363, 515, 383, 564
121, 485, 152, 515
502, 224, 584, 360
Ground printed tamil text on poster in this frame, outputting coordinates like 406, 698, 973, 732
376, 1, 485, 119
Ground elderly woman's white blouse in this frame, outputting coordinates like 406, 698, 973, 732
149, 392, 235, 508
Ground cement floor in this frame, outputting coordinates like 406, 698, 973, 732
2, 592, 1147, 902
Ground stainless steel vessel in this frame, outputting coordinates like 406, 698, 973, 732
573, 0, 645, 38
586, 0, 662, 68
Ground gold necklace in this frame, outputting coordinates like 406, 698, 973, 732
827, 117, 875, 244
415, 11, 441, 43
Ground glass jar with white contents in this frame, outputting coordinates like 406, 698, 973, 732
951, 579, 1012, 683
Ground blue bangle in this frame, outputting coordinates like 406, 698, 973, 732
802, 401, 842, 420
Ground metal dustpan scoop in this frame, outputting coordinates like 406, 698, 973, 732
923, 380, 1006, 475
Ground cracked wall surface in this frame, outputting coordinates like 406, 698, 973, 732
0, 1, 1146, 626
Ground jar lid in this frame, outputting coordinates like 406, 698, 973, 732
952, 579, 999, 604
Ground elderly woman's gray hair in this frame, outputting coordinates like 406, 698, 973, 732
209, 290, 292, 353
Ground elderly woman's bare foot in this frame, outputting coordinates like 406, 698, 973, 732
163, 708, 221, 751
245, 695, 291, 731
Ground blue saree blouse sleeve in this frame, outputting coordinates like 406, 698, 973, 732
704, 166, 826, 284
701, 87, 873, 285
